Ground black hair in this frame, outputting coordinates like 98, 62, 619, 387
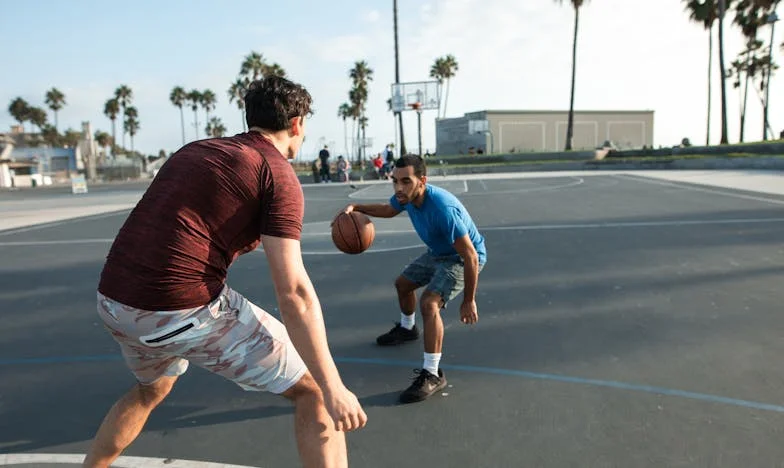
244, 76, 313, 131
394, 153, 426, 178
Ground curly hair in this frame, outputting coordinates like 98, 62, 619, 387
244, 76, 313, 132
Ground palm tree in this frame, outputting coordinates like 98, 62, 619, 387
349, 86, 368, 162
429, 55, 459, 118
264, 63, 287, 78
685, 0, 719, 144
8, 97, 30, 131
338, 103, 352, 157
200, 89, 217, 123
104, 98, 120, 156
41, 125, 58, 147
228, 77, 249, 131
556, 0, 588, 151
240, 52, 267, 81
349, 61, 373, 161
44, 88, 66, 132
114, 85, 133, 148
187, 90, 202, 139
205, 117, 227, 138
123, 106, 139, 153
28, 107, 48, 132
170, 86, 187, 146
95, 130, 112, 163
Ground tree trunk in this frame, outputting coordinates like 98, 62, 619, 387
180, 106, 185, 146
343, 118, 348, 156
741, 47, 752, 143
718, 0, 729, 144
111, 119, 116, 157
764, 19, 776, 140
706, 28, 713, 145
443, 79, 451, 119
565, 6, 580, 151
393, 0, 406, 155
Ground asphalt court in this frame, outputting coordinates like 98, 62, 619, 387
2, 172, 784, 467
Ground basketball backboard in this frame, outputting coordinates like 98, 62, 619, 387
390, 81, 440, 113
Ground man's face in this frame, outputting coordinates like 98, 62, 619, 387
391, 165, 425, 205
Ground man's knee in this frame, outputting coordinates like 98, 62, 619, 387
395, 275, 418, 295
136, 375, 176, 407
420, 291, 443, 317
281, 372, 322, 403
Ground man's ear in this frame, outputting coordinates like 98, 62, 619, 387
289, 116, 303, 136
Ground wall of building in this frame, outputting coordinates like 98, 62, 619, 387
437, 110, 654, 155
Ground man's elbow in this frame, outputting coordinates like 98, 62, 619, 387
461, 249, 479, 265
277, 287, 313, 319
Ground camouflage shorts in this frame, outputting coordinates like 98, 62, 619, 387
96, 286, 307, 394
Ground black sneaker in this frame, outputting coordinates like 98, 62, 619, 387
399, 369, 447, 404
376, 322, 419, 346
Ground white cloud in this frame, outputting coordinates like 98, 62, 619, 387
362, 9, 381, 23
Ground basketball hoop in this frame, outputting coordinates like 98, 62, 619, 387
409, 102, 422, 112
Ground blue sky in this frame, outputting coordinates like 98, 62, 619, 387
1, 0, 782, 159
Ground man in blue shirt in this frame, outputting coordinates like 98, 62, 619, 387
340, 154, 486, 403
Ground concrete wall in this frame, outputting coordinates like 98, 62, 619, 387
437, 110, 655, 155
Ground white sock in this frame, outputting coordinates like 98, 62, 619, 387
400, 313, 416, 330
423, 352, 441, 376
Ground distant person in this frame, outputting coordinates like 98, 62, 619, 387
319, 145, 331, 183
337, 155, 349, 182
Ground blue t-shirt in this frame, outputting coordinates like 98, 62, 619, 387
390, 185, 487, 264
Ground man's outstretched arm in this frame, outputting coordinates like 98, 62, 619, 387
261, 234, 367, 432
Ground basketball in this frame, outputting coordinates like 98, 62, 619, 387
332, 211, 375, 254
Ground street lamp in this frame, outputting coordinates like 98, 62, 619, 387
764, 11, 779, 140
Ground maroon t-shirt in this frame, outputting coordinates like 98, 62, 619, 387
98, 132, 304, 310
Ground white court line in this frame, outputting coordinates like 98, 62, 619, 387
616, 174, 784, 206
3, 217, 783, 249
463, 179, 469, 193
0, 238, 113, 246
479, 179, 489, 191
0, 210, 130, 236
0, 453, 259, 467
347, 184, 381, 199
481, 217, 784, 232
461, 177, 584, 196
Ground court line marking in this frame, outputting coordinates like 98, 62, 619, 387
0, 453, 259, 467
0, 210, 131, 236
347, 177, 585, 200
2, 354, 784, 414
616, 174, 784, 206
2, 217, 783, 248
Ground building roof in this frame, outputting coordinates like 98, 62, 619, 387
10, 147, 76, 161
481, 109, 655, 115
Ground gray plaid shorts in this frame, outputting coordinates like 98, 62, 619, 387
97, 286, 306, 394
401, 252, 484, 304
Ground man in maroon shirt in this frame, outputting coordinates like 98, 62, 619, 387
83, 76, 366, 468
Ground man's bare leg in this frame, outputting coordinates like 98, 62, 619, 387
281, 372, 347, 468
420, 291, 444, 354
82, 375, 177, 468
395, 275, 418, 317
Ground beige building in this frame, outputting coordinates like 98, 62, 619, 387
436, 110, 655, 155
